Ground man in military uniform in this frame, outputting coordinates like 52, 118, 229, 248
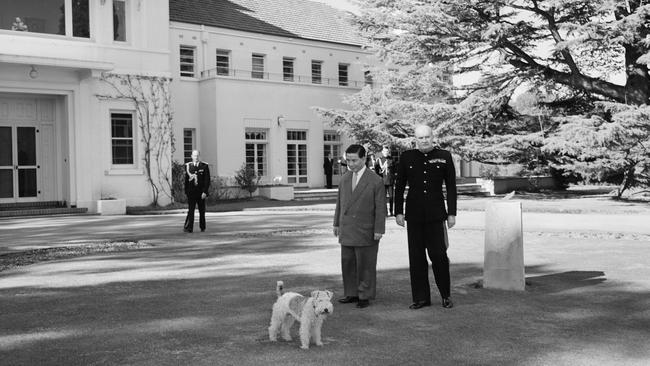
184, 150, 211, 233
374, 146, 395, 216
394, 125, 457, 310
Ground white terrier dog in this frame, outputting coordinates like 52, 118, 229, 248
268, 281, 333, 349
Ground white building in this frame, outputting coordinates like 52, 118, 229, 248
0, 0, 170, 210
169, 0, 371, 188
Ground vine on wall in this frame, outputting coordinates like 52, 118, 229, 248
97, 73, 175, 206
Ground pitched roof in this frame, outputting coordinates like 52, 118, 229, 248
169, 0, 364, 46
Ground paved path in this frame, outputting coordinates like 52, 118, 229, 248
3, 205, 650, 254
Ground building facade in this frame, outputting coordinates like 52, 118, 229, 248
169, 0, 370, 188
1, 0, 485, 212
0, 0, 170, 210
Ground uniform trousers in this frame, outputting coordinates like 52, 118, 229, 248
385, 185, 394, 215
341, 244, 379, 300
184, 194, 206, 232
406, 220, 450, 301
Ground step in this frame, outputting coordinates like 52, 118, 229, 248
0, 207, 89, 218
0, 201, 63, 210
294, 190, 337, 201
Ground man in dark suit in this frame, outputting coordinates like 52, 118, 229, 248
374, 146, 395, 216
323, 153, 334, 189
394, 125, 457, 310
333, 144, 386, 308
184, 150, 211, 233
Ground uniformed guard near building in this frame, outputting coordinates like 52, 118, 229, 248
184, 150, 211, 233
394, 125, 457, 310
374, 146, 395, 216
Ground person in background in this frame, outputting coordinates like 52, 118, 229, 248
324, 153, 334, 189
374, 146, 395, 216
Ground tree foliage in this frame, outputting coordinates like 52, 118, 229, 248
316, 0, 650, 195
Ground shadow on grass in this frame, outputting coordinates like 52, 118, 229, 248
1, 256, 648, 365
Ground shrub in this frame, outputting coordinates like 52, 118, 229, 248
234, 163, 260, 198
206, 176, 238, 203
171, 160, 187, 203
479, 165, 500, 180
173, 160, 237, 203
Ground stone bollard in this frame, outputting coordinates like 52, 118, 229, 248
483, 201, 525, 291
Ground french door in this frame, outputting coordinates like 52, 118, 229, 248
0, 125, 39, 202
286, 130, 308, 186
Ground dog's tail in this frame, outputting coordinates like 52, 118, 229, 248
276, 281, 284, 298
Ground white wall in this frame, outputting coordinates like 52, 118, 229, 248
170, 23, 369, 187
0, 0, 171, 210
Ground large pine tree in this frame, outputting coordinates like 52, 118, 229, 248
316, 0, 650, 195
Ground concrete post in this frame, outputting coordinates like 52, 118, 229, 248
484, 201, 525, 291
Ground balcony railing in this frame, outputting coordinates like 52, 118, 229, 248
200, 67, 372, 88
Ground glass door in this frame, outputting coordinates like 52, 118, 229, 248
286, 130, 308, 186
0, 125, 38, 202
0, 126, 13, 200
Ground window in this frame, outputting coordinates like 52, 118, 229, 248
216, 49, 230, 76
324, 132, 344, 174
245, 129, 268, 177
111, 112, 134, 165
113, 0, 126, 42
283, 57, 295, 82
287, 130, 308, 184
252, 54, 265, 79
364, 70, 373, 86
180, 46, 196, 77
1, 0, 89, 38
183, 129, 196, 163
311, 60, 322, 84
338, 63, 349, 86
287, 130, 307, 141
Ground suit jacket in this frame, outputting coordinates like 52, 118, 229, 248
333, 169, 386, 246
394, 148, 457, 222
184, 161, 211, 197
323, 157, 333, 175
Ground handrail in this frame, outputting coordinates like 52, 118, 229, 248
200, 67, 372, 88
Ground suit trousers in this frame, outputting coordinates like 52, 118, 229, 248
341, 244, 379, 300
184, 195, 206, 231
406, 221, 450, 301
326, 173, 333, 189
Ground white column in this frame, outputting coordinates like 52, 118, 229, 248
484, 201, 525, 291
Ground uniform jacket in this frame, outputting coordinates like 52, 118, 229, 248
333, 168, 386, 246
394, 149, 457, 222
184, 161, 211, 197
374, 156, 394, 186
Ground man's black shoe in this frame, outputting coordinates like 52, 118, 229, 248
183, 229, 192, 233
442, 298, 453, 308
201, 229, 205, 232
409, 300, 431, 310
356, 299, 370, 308
338, 296, 359, 304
